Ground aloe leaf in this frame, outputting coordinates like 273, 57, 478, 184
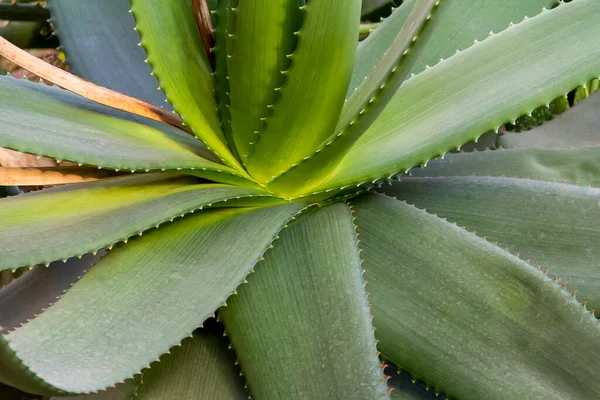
265, 0, 442, 197
0, 203, 305, 395
352, 0, 556, 96
132, 331, 247, 399
220, 203, 387, 399
350, 1, 413, 97
409, 0, 557, 75
51, 379, 140, 400
47, 0, 168, 108
315, 0, 600, 195
499, 91, 600, 149
410, 146, 600, 186
243, 0, 362, 183
352, 193, 600, 399
0, 254, 101, 332
0, 76, 254, 185
226, 0, 301, 163
0, 174, 274, 271
209, 0, 238, 161
384, 176, 600, 312
129, 0, 242, 170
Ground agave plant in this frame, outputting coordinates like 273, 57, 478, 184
1, 0, 600, 398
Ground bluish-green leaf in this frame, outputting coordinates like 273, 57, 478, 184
220, 203, 387, 399
48, 0, 169, 108
352, 193, 600, 399
133, 332, 248, 399
0, 174, 274, 271
0, 203, 304, 395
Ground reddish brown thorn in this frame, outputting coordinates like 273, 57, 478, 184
0, 37, 191, 134
192, 0, 215, 70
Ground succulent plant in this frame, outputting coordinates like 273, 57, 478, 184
0, 0, 600, 399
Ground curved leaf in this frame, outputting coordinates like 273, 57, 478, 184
0, 203, 305, 395
266, 0, 442, 197
409, 0, 556, 75
220, 203, 387, 399
227, 0, 302, 162
352, 193, 600, 399
315, 0, 600, 195
130, 0, 242, 170
0, 76, 254, 185
244, 0, 362, 183
133, 332, 247, 399
0, 254, 101, 332
47, 0, 169, 108
0, 174, 273, 271
384, 176, 600, 312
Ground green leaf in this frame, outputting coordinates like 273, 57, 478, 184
410, 146, 600, 186
353, 0, 556, 96
315, 0, 600, 195
265, 0, 442, 198
350, 1, 413, 97
220, 203, 387, 399
243, 0, 362, 184
209, 0, 238, 161
384, 176, 600, 312
133, 331, 247, 400
0, 203, 305, 395
0, 174, 274, 271
130, 0, 242, 170
352, 193, 600, 399
499, 91, 600, 149
226, 0, 301, 163
0, 76, 254, 185
0, 254, 100, 332
47, 0, 168, 108
409, 0, 556, 75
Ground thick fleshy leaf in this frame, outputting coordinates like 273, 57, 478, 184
384, 176, 600, 312
350, 1, 413, 97
130, 0, 242, 170
209, 0, 238, 161
0, 203, 305, 395
314, 0, 600, 195
410, 146, 600, 186
499, 91, 600, 149
227, 0, 301, 162
0, 174, 274, 270
0, 76, 253, 185
352, 193, 600, 399
0, 254, 100, 332
353, 0, 556, 95
410, 0, 557, 74
243, 1, 362, 183
265, 0, 442, 197
220, 203, 387, 399
133, 332, 247, 399
47, 0, 169, 108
